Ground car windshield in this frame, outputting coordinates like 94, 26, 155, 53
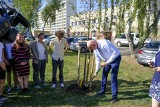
144, 42, 160, 48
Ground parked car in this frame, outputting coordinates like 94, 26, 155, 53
70, 37, 92, 53
43, 35, 55, 45
114, 33, 139, 47
137, 41, 160, 66
66, 37, 74, 46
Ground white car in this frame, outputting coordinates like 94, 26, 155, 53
114, 33, 139, 47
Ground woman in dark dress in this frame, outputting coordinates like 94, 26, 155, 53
148, 50, 160, 107
11, 33, 30, 92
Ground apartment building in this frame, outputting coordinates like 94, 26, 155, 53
36, 0, 77, 35
70, 7, 120, 38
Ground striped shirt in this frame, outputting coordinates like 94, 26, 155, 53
11, 43, 30, 76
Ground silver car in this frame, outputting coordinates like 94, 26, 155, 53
137, 41, 160, 66
70, 37, 92, 53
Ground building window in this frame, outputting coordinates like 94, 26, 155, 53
82, 20, 85, 25
71, 22, 74, 26
74, 22, 77, 26
92, 19, 96, 24
78, 21, 81, 25
8, 0, 13, 2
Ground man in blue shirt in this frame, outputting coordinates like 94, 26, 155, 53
87, 32, 121, 103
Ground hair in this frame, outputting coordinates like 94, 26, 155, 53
15, 33, 28, 51
100, 31, 112, 40
37, 32, 44, 38
55, 30, 64, 37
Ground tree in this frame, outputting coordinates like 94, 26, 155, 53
13, 0, 41, 32
117, 0, 159, 57
41, 0, 62, 32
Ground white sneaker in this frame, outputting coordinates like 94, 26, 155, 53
34, 85, 41, 89
51, 84, 56, 88
60, 83, 64, 88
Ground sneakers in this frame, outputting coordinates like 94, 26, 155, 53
0, 100, 4, 106
110, 98, 118, 103
34, 85, 41, 89
0, 95, 8, 102
51, 84, 56, 88
60, 83, 64, 88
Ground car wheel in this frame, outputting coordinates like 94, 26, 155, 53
81, 47, 86, 53
117, 42, 121, 47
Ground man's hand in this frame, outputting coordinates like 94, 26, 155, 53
148, 60, 154, 67
100, 62, 107, 67
93, 72, 98, 77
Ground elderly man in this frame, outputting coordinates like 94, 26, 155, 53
87, 32, 121, 103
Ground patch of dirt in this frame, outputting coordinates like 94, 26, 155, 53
66, 84, 94, 95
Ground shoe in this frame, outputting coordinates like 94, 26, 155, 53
60, 83, 64, 88
0, 100, 4, 106
110, 98, 118, 103
7, 87, 12, 94
96, 91, 105, 96
0, 95, 8, 101
51, 84, 56, 88
34, 85, 41, 89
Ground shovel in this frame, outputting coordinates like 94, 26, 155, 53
84, 67, 102, 87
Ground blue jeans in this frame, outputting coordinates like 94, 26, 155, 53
100, 55, 121, 99
52, 58, 64, 84
32, 59, 46, 86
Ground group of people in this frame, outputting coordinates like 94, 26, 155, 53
0, 30, 69, 105
0, 29, 159, 106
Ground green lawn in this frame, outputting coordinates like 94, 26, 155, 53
4, 51, 153, 107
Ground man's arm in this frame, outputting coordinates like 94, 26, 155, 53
94, 53, 101, 75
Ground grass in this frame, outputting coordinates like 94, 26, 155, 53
3, 50, 154, 107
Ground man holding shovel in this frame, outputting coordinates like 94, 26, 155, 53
87, 31, 121, 103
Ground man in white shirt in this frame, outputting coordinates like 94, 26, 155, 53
87, 32, 121, 103
49, 30, 69, 88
